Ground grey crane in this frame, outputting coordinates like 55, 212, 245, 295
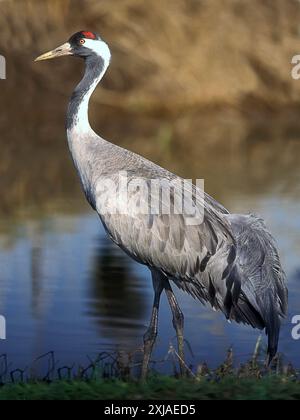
35, 31, 288, 378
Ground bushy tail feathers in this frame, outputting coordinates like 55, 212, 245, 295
258, 225, 288, 363
264, 292, 282, 363
227, 214, 288, 363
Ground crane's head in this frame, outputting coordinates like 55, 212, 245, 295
35, 31, 111, 64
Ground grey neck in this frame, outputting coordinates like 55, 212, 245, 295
66, 55, 107, 133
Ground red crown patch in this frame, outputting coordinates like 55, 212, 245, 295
81, 31, 96, 40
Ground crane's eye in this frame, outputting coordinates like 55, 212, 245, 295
79, 39, 85, 45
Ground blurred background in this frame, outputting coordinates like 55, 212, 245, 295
0, 0, 300, 373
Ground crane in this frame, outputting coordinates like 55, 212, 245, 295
35, 31, 288, 379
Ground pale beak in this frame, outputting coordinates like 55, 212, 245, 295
35, 42, 73, 62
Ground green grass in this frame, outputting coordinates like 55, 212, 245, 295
1, 376, 300, 400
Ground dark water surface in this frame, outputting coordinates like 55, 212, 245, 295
1, 62, 300, 374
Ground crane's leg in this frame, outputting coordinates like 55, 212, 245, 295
141, 270, 164, 381
164, 280, 186, 376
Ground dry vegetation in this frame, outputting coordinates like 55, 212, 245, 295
1, 0, 300, 111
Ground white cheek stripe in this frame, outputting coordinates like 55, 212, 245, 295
84, 39, 111, 65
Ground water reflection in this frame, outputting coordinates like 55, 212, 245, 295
88, 237, 149, 341
0, 182, 299, 372
30, 230, 43, 318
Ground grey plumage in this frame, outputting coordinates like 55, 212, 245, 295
36, 31, 288, 370
70, 125, 288, 360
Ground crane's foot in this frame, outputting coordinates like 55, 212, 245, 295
140, 271, 164, 381
172, 309, 187, 376
165, 281, 187, 376
175, 326, 186, 376
141, 326, 158, 381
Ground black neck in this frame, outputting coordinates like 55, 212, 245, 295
66, 55, 105, 131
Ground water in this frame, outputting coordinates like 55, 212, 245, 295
1, 57, 300, 374
0, 142, 300, 374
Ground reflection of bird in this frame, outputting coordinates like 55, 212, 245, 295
36, 31, 288, 379
89, 237, 148, 340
